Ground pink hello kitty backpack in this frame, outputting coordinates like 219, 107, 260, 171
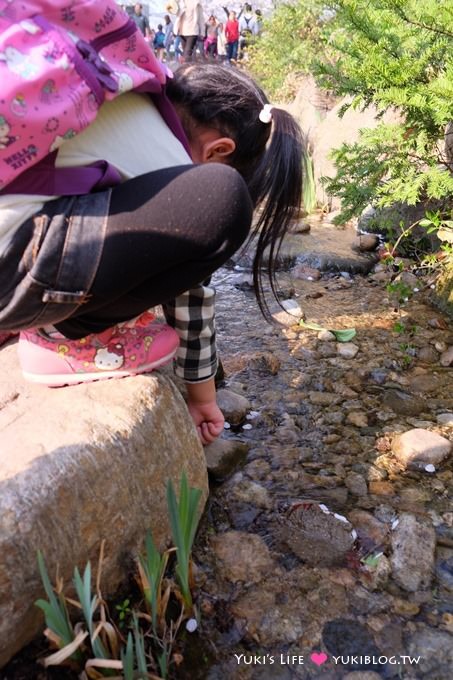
0, 0, 188, 195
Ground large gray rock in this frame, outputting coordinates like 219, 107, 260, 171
0, 342, 208, 667
390, 513, 436, 592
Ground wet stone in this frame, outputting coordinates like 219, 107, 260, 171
348, 509, 389, 547
345, 472, 368, 496
440, 346, 453, 366
232, 567, 349, 648
408, 372, 440, 394
417, 345, 439, 364
336, 342, 359, 359
204, 438, 249, 480
367, 369, 389, 385
435, 550, 453, 592
437, 412, 453, 426
390, 513, 436, 592
230, 477, 273, 510
392, 428, 452, 468
216, 388, 251, 425
211, 530, 275, 584
406, 626, 453, 679
308, 391, 341, 406
381, 389, 427, 416
278, 503, 355, 566
322, 619, 382, 671
248, 351, 281, 375
346, 411, 369, 428
317, 329, 336, 342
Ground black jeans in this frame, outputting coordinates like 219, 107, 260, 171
0, 163, 253, 337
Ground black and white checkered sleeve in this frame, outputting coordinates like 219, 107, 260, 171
162, 284, 218, 383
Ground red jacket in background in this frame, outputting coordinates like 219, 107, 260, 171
225, 19, 239, 42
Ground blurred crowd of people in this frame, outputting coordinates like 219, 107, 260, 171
123, 2, 263, 64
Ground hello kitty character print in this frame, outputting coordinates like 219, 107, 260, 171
94, 343, 125, 370
0, 0, 171, 192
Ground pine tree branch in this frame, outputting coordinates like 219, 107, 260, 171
395, 9, 453, 39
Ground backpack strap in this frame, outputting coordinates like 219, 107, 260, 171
1, 151, 121, 195
1, 91, 191, 196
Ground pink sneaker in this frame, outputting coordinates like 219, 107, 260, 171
18, 322, 179, 387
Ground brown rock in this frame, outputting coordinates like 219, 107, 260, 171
348, 509, 389, 546
0, 345, 208, 667
204, 438, 249, 480
352, 234, 379, 252
369, 481, 395, 496
216, 388, 251, 425
211, 531, 274, 584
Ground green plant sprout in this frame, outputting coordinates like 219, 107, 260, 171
121, 615, 149, 680
35, 474, 204, 678
35, 551, 79, 659
386, 280, 413, 305
73, 561, 111, 665
166, 472, 202, 613
115, 598, 132, 629
138, 531, 169, 634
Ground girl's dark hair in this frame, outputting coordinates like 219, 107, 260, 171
166, 63, 305, 319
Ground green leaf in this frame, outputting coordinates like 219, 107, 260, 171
332, 328, 357, 342
299, 319, 356, 342
299, 320, 326, 331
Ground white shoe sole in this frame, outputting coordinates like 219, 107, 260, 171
21, 348, 177, 387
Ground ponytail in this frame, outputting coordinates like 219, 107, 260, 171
247, 106, 305, 318
167, 64, 306, 318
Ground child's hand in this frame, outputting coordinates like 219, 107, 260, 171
187, 399, 224, 445
185, 377, 224, 445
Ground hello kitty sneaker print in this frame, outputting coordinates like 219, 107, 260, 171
17, 319, 179, 386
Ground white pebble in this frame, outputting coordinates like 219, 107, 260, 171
391, 519, 399, 530
351, 529, 358, 540
185, 618, 198, 633
424, 464, 436, 473
223, 422, 231, 429
242, 423, 252, 430
319, 504, 330, 514
334, 513, 349, 523
246, 410, 260, 420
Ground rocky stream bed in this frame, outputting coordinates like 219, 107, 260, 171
185, 220, 453, 680
2, 220, 452, 680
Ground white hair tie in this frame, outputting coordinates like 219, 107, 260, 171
259, 104, 273, 124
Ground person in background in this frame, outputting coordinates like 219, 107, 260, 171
153, 23, 166, 61
238, 3, 256, 59
225, 10, 239, 62
131, 3, 150, 39
254, 8, 263, 36
216, 21, 227, 62
204, 15, 218, 60
174, 0, 205, 63
163, 14, 174, 60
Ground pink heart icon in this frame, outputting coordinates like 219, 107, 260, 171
310, 652, 328, 666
